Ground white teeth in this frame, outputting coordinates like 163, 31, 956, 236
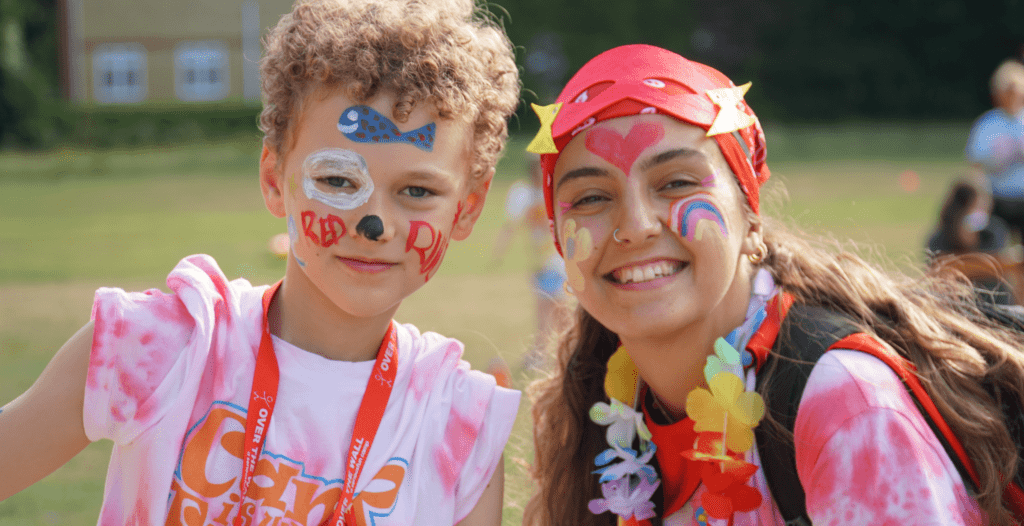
615, 261, 681, 284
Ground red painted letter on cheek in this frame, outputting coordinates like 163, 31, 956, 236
584, 122, 665, 175
318, 214, 346, 247
301, 211, 319, 246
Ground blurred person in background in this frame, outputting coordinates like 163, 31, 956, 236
927, 178, 1016, 304
967, 60, 1024, 241
493, 153, 569, 370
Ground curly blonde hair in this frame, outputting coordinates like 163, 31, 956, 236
259, 0, 520, 179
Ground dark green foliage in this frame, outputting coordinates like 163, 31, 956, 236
48, 103, 263, 149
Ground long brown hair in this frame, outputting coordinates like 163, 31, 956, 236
525, 221, 1024, 526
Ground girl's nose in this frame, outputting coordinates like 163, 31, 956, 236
615, 191, 662, 245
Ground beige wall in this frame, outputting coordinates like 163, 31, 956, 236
72, 0, 293, 103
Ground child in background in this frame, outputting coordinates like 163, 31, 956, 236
0, 1, 521, 525
492, 154, 569, 369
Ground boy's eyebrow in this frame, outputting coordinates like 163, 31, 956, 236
556, 166, 609, 191
637, 147, 703, 173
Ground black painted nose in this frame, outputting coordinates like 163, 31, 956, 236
356, 215, 384, 241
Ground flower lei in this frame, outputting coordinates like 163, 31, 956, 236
588, 269, 775, 525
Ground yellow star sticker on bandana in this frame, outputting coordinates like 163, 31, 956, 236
526, 102, 563, 154
705, 82, 756, 137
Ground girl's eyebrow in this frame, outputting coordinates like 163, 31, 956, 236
556, 166, 609, 191
637, 147, 703, 172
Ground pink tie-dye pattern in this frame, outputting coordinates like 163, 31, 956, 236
433, 410, 480, 496
85, 255, 520, 525
794, 351, 981, 525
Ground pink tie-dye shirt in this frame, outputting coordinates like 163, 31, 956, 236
662, 350, 982, 525
84, 254, 520, 526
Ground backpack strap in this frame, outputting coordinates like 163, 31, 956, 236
754, 299, 1024, 524
753, 303, 860, 525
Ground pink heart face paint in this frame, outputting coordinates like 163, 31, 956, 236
669, 195, 727, 242
584, 122, 665, 175
301, 210, 348, 248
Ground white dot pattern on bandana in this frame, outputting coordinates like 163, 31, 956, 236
571, 117, 596, 136
640, 107, 657, 114
574, 91, 589, 103
643, 79, 666, 88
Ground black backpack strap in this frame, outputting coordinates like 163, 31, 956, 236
754, 305, 860, 525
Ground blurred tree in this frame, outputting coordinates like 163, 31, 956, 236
749, 0, 1024, 120
0, 0, 59, 146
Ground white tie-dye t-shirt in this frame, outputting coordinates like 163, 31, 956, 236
658, 351, 983, 525
84, 254, 520, 526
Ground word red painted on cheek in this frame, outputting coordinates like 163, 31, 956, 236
584, 122, 665, 176
300, 210, 347, 248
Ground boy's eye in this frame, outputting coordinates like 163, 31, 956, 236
403, 186, 433, 198
318, 176, 354, 188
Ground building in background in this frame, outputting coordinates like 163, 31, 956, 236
59, 0, 293, 104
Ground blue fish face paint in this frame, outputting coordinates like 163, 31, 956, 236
338, 106, 436, 152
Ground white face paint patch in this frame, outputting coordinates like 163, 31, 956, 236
302, 148, 374, 210
287, 215, 306, 267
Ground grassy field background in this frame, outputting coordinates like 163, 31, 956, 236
0, 122, 973, 525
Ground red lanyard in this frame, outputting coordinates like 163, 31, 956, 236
234, 281, 398, 526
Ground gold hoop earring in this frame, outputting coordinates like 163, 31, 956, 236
747, 242, 768, 264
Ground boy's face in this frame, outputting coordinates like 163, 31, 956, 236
260, 89, 488, 319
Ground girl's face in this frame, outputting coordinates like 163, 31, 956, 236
552, 114, 761, 342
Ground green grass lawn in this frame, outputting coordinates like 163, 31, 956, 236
0, 124, 972, 525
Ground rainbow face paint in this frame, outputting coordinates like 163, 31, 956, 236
302, 148, 374, 210
338, 105, 436, 152
558, 201, 573, 215
301, 210, 347, 248
670, 195, 727, 242
701, 173, 717, 187
584, 122, 664, 176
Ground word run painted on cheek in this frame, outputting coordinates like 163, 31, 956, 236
670, 195, 728, 242
337, 105, 436, 152
584, 122, 665, 176
405, 204, 463, 282
168, 403, 408, 526
303, 148, 374, 210
302, 211, 347, 248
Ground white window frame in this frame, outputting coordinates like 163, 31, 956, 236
174, 41, 230, 102
92, 43, 147, 103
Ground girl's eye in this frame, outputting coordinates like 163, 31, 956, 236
663, 178, 697, 191
403, 186, 433, 198
571, 194, 607, 208
319, 176, 353, 188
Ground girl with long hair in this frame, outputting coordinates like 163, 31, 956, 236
524, 44, 1024, 525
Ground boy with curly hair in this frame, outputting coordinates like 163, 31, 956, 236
0, 1, 521, 524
